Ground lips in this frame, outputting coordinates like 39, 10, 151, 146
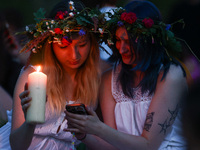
122, 54, 132, 59
69, 60, 80, 65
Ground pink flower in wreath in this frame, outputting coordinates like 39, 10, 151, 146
61, 36, 72, 46
120, 12, 137, 24
55, 11, 68, 20
142, 18, 154, 28
54, 28, 63, 34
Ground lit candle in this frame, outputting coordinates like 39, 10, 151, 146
26, 66, 47, 124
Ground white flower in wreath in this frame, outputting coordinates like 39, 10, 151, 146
69, 12, 74, 17
26, 26, 29, 31
69, 1, 74, 5
98, 28, 104, 34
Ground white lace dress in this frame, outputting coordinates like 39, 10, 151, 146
0, 66, 80, 150
112, 64, 187, 150
27, 102, 80, 150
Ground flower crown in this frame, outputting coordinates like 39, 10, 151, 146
19, 1, 107, 54
105, 7, 184, 58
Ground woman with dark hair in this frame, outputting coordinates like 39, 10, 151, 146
65, 1, 188, 149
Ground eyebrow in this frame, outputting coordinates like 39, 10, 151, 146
78, 37, 88, 43
116, 31, 128, 40
79, 34, 88, 40
121, 32, 128, 40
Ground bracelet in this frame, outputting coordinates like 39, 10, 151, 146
78, 134, 87, 140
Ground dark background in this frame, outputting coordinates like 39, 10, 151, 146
0, 0, 180, 25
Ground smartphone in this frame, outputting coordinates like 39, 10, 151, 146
66, 103, 88, 115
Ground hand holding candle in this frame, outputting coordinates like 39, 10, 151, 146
26, 66, 47, 124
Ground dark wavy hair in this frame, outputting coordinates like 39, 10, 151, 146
109, 0, 186, 97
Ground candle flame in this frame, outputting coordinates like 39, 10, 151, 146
37, 66, 41, 72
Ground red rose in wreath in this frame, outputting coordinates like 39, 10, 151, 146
120, 12, 137, 24
142, 18, 154, 28
54, 28, 63, 34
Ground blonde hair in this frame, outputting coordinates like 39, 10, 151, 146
40, 33, 100, 113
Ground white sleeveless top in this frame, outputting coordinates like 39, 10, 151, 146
111, 64, 187, 150
28, 101, 79, 150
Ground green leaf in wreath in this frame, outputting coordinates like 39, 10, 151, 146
33, 8, 46, 23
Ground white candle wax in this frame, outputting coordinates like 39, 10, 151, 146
26, 67, 47, 124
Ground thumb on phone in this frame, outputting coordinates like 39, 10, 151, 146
85, 106, 97, 117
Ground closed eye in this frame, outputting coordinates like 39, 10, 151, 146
57, 43, 68, 48
59, 45, 68, 48
79, 43, 87, 47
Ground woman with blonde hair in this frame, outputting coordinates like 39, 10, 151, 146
0, 0, 105, 149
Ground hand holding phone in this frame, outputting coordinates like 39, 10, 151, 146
65, 103, 88, 115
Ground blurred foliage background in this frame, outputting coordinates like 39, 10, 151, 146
0, 0, 181, 26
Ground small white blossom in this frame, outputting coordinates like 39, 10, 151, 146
69, 1, 74, 5
46, 22, 49, 25
51, 20, 55, 24
32, 48, 37, 53
69, 12, 74, 17
25, 26, 29, 31
98, 28, 104, 34
70, 6, 75, 11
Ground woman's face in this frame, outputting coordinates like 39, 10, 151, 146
115, 27, 136, 66
53, 35, 90, 72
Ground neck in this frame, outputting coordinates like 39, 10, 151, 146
64, 76, 77, 101
63, 67, 77, 81
63, 69, 78, 100
133, 70, 144, 87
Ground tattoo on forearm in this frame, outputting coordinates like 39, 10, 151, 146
158, 104, 179, 135
158, 119, 170, 134
144, 112, 155, 132
168, 104, 179, 122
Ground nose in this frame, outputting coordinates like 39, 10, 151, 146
119, 41, 129, 54
71, 46, 80, 60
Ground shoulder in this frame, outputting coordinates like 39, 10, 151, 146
14, 66, 36, 92
99, 68, 113, 96
18, 66, 36, 79
156, 64, 188, 95
101, 68, 113, 85
161, 64, 186, 82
